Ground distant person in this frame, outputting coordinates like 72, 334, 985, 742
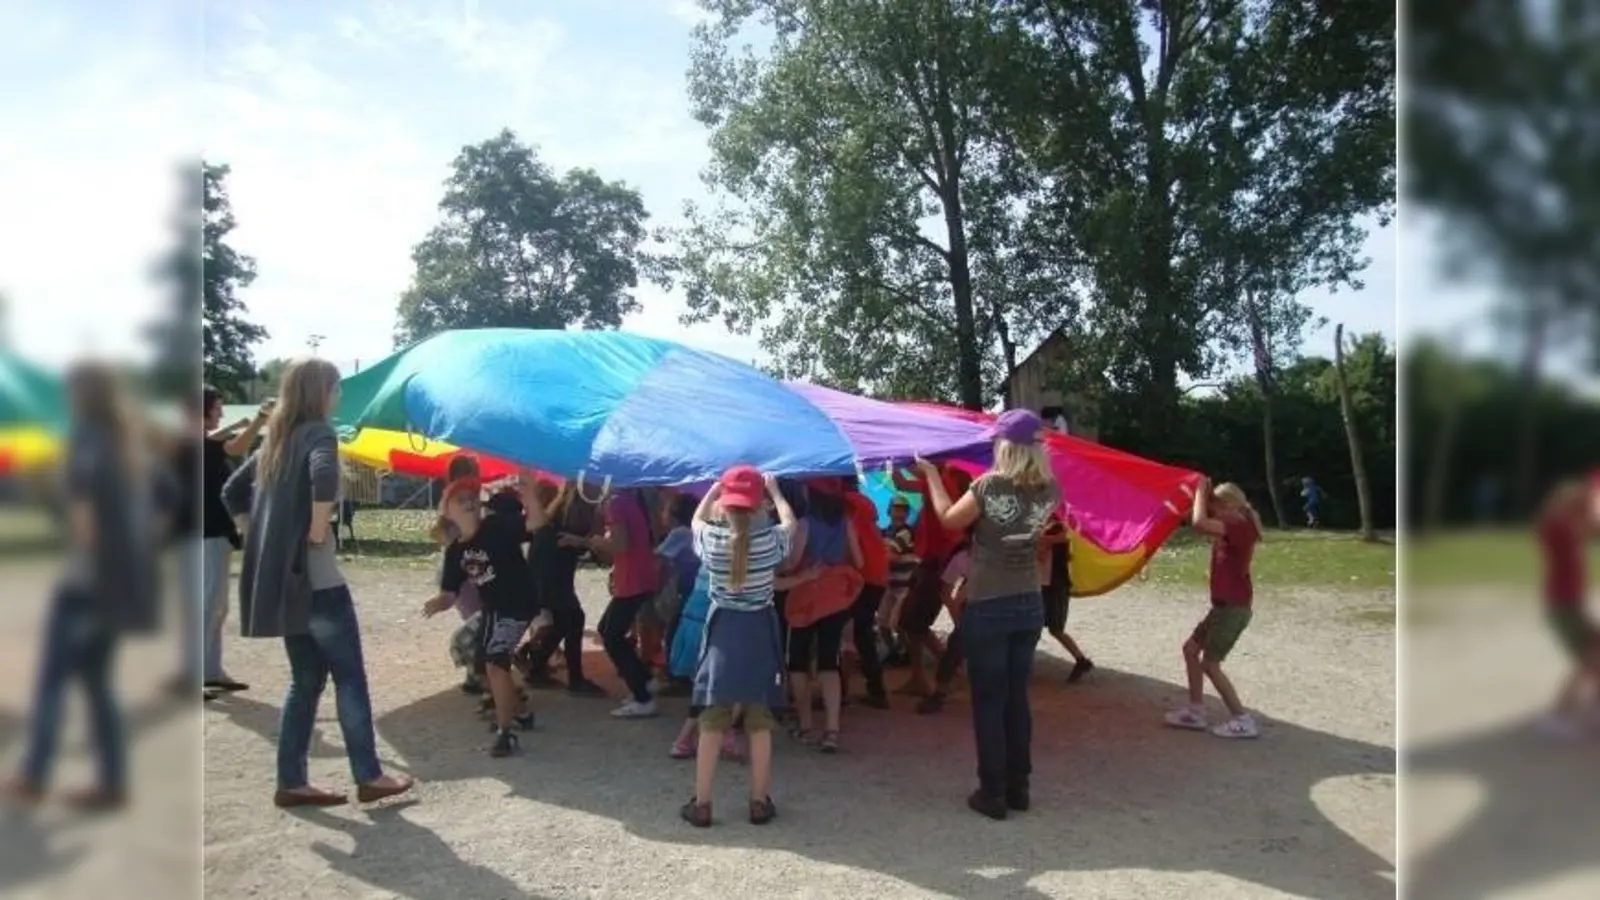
915, 408, 1060, 821
223, 357, 413, 808
2, 363, 173, 811
1474, 475, 1501, 525
880, 495, 918, 664
1166, 479, 1264, 739
1300, 476, 1323, 528
1534, 480, 1599, 738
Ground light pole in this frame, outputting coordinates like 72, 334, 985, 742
307, 333, 325, 355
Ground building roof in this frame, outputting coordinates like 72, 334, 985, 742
996, 328, 1070, 396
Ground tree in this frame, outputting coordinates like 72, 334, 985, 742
394, 130, 662, 346
1332, 324, 1377, 540
1009, 0, 1394, 442
193, 163, 268, 399
148, 163, 202, 399
675, 0, 1058, 407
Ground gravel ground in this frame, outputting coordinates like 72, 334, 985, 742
195, 563, 1395, 900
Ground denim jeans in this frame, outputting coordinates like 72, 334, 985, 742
600, 593, 654, 702
278, 586, 382, 789
961, 591, 1044, 798
22, 588, 125, 792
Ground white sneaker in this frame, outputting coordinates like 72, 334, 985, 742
611, 699, 658, 719
1211, 714, 1260, 739
1164, 705, 1209, 730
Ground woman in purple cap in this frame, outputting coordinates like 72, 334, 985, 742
915, 408, 1058, 820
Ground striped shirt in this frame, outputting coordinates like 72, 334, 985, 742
693, 516, 791, 612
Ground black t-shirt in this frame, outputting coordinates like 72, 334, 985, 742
1046, 521, 1070, 594
527, 523, 582, 609
440, 513, 538, 620
201, 438, 240, 544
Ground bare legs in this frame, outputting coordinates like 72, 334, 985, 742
1183, 639, 1245, 717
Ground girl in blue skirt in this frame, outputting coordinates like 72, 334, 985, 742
680, 466, 812, 827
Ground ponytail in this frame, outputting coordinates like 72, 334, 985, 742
728, 509, 752, 591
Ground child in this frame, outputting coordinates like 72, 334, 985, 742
423, 472, 549, 757
1300, 476, 1323, 528
521, 480, 607, 696
432, 455, 487, 695
680, 466, 799, 828
655, 494, 701, 697
1040, 515, 1095, 683
1165, 478, 1264, 739
881, 496, 917, 666
566, 489, 661, 718
1536, 479, 1599, 737
916, 536, 971, 715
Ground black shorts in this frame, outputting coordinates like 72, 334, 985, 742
481, 611, 532, 667
900, 559, 947, 636
1042, 584, 1070, 634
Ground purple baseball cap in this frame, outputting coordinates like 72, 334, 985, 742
991, 408, 1044, 445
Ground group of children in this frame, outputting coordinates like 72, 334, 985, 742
412, 446, 1293, 822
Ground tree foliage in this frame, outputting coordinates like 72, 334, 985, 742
195, 163, 267, 400
394, 130, 664, 346
1405, 0, 1600, 359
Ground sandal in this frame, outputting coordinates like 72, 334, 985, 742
680, 798, 712, 828
749, 796, 777, 825
819, 730, 841, 753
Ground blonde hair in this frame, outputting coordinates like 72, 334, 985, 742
258, 357, 341, 486
1212, 482, 1265, 538
991, 438, 1053, 490
66, 361, 147, 478
726, 508, 752, 591
1542, 479, 1588, 519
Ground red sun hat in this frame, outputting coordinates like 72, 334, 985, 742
720, 465, 765, 511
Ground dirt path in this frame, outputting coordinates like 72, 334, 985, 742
196, 564, 1394, 899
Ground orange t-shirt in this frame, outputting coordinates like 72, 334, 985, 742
844, 492, 890, 586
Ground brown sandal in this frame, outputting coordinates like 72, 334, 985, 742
749, 796, 777, 825
680, 798, 712, 828
356, 774, 415, 804
273, 786, 348, 808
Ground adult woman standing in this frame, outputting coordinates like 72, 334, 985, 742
176, 386, 266, 699
222, 358, 412, 808
3, 363, 169, 809
916, 409, 1058, 820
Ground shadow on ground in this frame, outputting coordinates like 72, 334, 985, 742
206, 651, 1401, 900
1405, 721, 1600, 899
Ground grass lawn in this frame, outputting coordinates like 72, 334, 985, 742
1404, 527, 1600, 590
1143, 527, 1396, 592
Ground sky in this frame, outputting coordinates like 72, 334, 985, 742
1, 0, 1568, 394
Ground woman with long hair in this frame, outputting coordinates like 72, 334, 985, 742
222, 357, 412, 807
916, 409, 1059, 820
3, 362, 169, 809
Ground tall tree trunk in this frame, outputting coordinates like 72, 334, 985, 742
1333, 324, 1377, 541
1258, 379, 1287, 527
1422, 361, 1463, 534
995, 313, 1018, 409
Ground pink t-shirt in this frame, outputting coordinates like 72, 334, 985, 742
607, 494, 661, 598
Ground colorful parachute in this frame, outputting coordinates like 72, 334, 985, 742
335, 329, 992, 489
901, 402, 1201, 596
0, 349, 66, 476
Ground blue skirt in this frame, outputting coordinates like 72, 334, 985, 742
691, 604, 787, 711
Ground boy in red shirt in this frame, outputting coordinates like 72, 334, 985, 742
1165, 478, 1264, 739
891, 464, 969, 696
1536, 479, 1598, 736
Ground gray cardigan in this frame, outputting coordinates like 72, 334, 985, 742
222, 421, 341, 638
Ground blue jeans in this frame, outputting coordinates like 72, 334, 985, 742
961, 592, 1044, 798
278, 586, 382, 789
21, 588, 125, 792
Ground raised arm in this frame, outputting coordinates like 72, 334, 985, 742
1190, 476, 1225, 536
221, 402, 271, 457
517, 471, 550, 533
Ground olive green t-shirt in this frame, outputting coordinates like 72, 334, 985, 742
966, 474, 1060, 603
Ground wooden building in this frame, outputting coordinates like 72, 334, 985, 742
996, 329, 1099, 442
